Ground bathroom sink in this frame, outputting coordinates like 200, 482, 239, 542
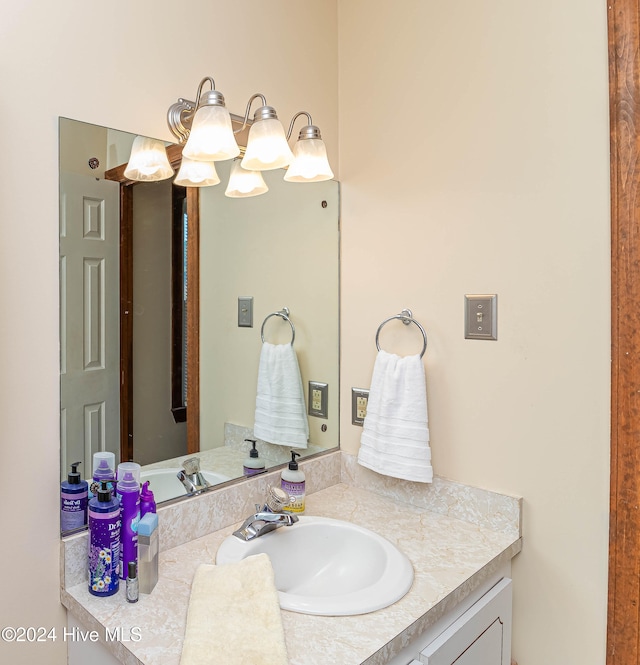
215, 515, 414, 616
140, 468, 229, 503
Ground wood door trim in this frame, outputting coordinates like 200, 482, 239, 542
186, 187, 200, 454
608, 0, 640, 661
119, 184, 134, 462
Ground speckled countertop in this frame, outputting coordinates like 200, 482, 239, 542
61, 475, 521, 665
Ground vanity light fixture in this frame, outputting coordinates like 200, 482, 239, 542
180, 78, 240, 162
240, 93, 294, 171
166, 76, 333, 191
174, 156, 220, 188
284, 112, 334, 183
123, 135, 174, 182
225, 158, 269, 198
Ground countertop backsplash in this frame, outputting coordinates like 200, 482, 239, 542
62, 450, 521, 591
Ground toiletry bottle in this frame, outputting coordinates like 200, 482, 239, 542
91, 451, 116, 498
126, 560, 139, 603
281, 451, 305, 514
138, 512, 159, 595
88, 481, 121, 597
61, 461, 88, 532
140, 481, 156, 517
117, 462, 141, 580
243, 438, 266, 476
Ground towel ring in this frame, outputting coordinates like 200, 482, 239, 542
375, 308, 428, 358
261, 307, 296, 345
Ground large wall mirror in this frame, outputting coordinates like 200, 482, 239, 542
59, 117, 339, 523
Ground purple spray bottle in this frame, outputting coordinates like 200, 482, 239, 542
140, 481, 156, 517
117, 462, 141, 581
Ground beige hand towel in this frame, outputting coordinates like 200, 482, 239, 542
180, 554, 288, 665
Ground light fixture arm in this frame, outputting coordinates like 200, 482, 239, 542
286, 111, 322, 141
193, 76, 216, 107
235, 93, 269, 135
167, 76, 221, 144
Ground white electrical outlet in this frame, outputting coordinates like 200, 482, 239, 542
351, 388, 369, 426
308, 381, 328, 418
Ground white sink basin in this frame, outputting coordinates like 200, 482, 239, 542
140, 468, 229, 503
216, 515, 414, 616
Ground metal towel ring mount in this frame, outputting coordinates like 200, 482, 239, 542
375, 308, 428, 358
261, 307, 296, 345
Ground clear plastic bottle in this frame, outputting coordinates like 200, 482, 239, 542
91, 451, 116, 498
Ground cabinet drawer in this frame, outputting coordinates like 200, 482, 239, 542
420, 577, 512, 665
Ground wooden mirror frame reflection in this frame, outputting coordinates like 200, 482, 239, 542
104, 144, 200, 463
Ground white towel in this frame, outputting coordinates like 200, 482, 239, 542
254, 342, 309, 448
180, 554, 288, 665
357, 350, 433, 483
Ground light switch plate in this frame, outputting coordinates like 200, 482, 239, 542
238, 296, 253, 327
308, 381, 328, 418
464, 294, 497, 340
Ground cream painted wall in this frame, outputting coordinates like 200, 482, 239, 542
1, 0, 611, 663
338, 1, 610, 664
0, 2, 337, 664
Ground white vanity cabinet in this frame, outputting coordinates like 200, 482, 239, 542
389, 573, 512, 665
419, 578, 511, 665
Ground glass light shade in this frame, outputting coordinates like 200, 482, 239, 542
182, 105, 240, 162
241, 118, 294, 171
174, 157, 220, 187
283, 138, 334, 183
225, 160, 269, 198
124, 136, 174, 182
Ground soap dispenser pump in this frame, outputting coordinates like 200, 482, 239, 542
281, 451, 305, 514
243, 439, 266, 477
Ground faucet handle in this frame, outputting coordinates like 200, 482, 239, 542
265, 486, 291, 513
182, 457, 201, 475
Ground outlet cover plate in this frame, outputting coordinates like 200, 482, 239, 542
464, 294, 497, 340
351, 388, 370, 426
308, 381, 328, 418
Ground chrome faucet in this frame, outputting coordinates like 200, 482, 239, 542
233, 486, 299, 541
176, 457, 211, 495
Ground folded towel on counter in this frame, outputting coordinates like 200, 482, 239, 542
357, 350, 433, 483
254, 342, 309, 448
180, 554, 288, 665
